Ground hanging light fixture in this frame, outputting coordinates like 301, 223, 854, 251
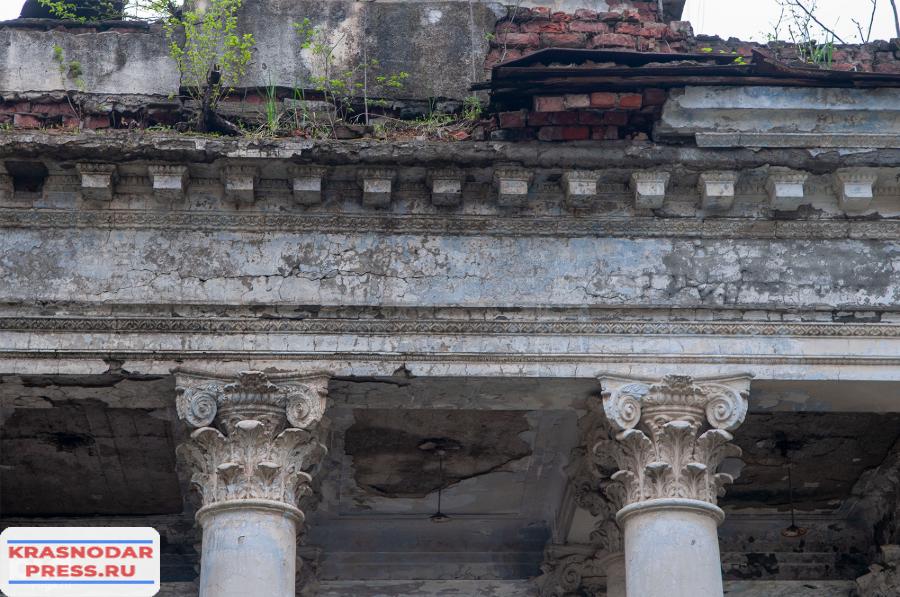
418, 438, 461, 524
781, 458, 807, 538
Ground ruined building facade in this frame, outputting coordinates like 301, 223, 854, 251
2, 0, 900, 595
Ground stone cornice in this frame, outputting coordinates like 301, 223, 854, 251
3, 132, 900, 169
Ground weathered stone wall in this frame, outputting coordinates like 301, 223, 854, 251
0, 0, 504, 103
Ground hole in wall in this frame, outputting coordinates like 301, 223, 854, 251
5, 160, 48, 193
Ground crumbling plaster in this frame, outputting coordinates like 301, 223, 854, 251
1, 227, 897, 310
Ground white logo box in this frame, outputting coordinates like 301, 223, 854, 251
0, 527, 160, 597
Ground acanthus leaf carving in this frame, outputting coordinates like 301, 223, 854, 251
563, 402, 625, 556
174, 369, 331, 511
536, 547, 608, 597
599, 373, 752, 507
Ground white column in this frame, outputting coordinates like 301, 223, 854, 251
600, 374, 752, 597
197, 502, 300, 597
175, 370, 331, 597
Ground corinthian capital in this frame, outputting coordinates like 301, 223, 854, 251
173, 369, 331, 514
598, 373, 752, 506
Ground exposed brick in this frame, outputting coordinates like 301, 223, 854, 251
530, 6, 551, 19
540, 33, 586, 48
503, 49, 523, 62
564, 93, 590, 109
538, 125, 590, 141
590, 126, 613, 140
578, 111, 607, 125
602, 110, 629, 126
666, 21, 693, 40
642, 88, 668, 106
636, 38, 658, 51
534, 95, 566, 112
633, 1, 659, 13
495, 21, 520, 33
538, 126, 563, 140
599, 12, 623, 23
12, 101, 32, 113
13, 113, 43, 129
528, 111, 552, 126
484, 48, 503, 65
618, 93, 643, 109
590, 33, 636, 48
529, 111, 580, 125
495, 32, 541, 48
589, 92, 618, 108
615, 22, 642, 35
521, 20, 565, 33
499, 110, 528, 128
556, 111, 580, 125
638, 23, 668, 38
569, 21, 610, 33
574, 9, 599, 20
83, 115, 111, 129
874, 61, 900, 73
563, 126, 591, 140
34, 102, 77, 117
551, 11, 574, 22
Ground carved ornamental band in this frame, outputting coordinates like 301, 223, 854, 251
173, 369, 331, 512
598, 374, 752, 506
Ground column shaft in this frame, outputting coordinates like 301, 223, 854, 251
198, 503, 299, 597
620, 500, 724, 597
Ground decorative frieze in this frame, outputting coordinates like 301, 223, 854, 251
494, 166, 532, 207
292, 165, 328, 206
698, 171, 737, 211
767, 168, 808, 210
148, 164, 189, 201
358, 168, 396, 207
427, 169, 465, 207
834, 168, 878, 212
221, 164, 258, 205
174, 369, 331, 510
76, 163, 117, 201
631, 171, 670, 209
599, 373, 752, 506
562, 170, 600, 208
